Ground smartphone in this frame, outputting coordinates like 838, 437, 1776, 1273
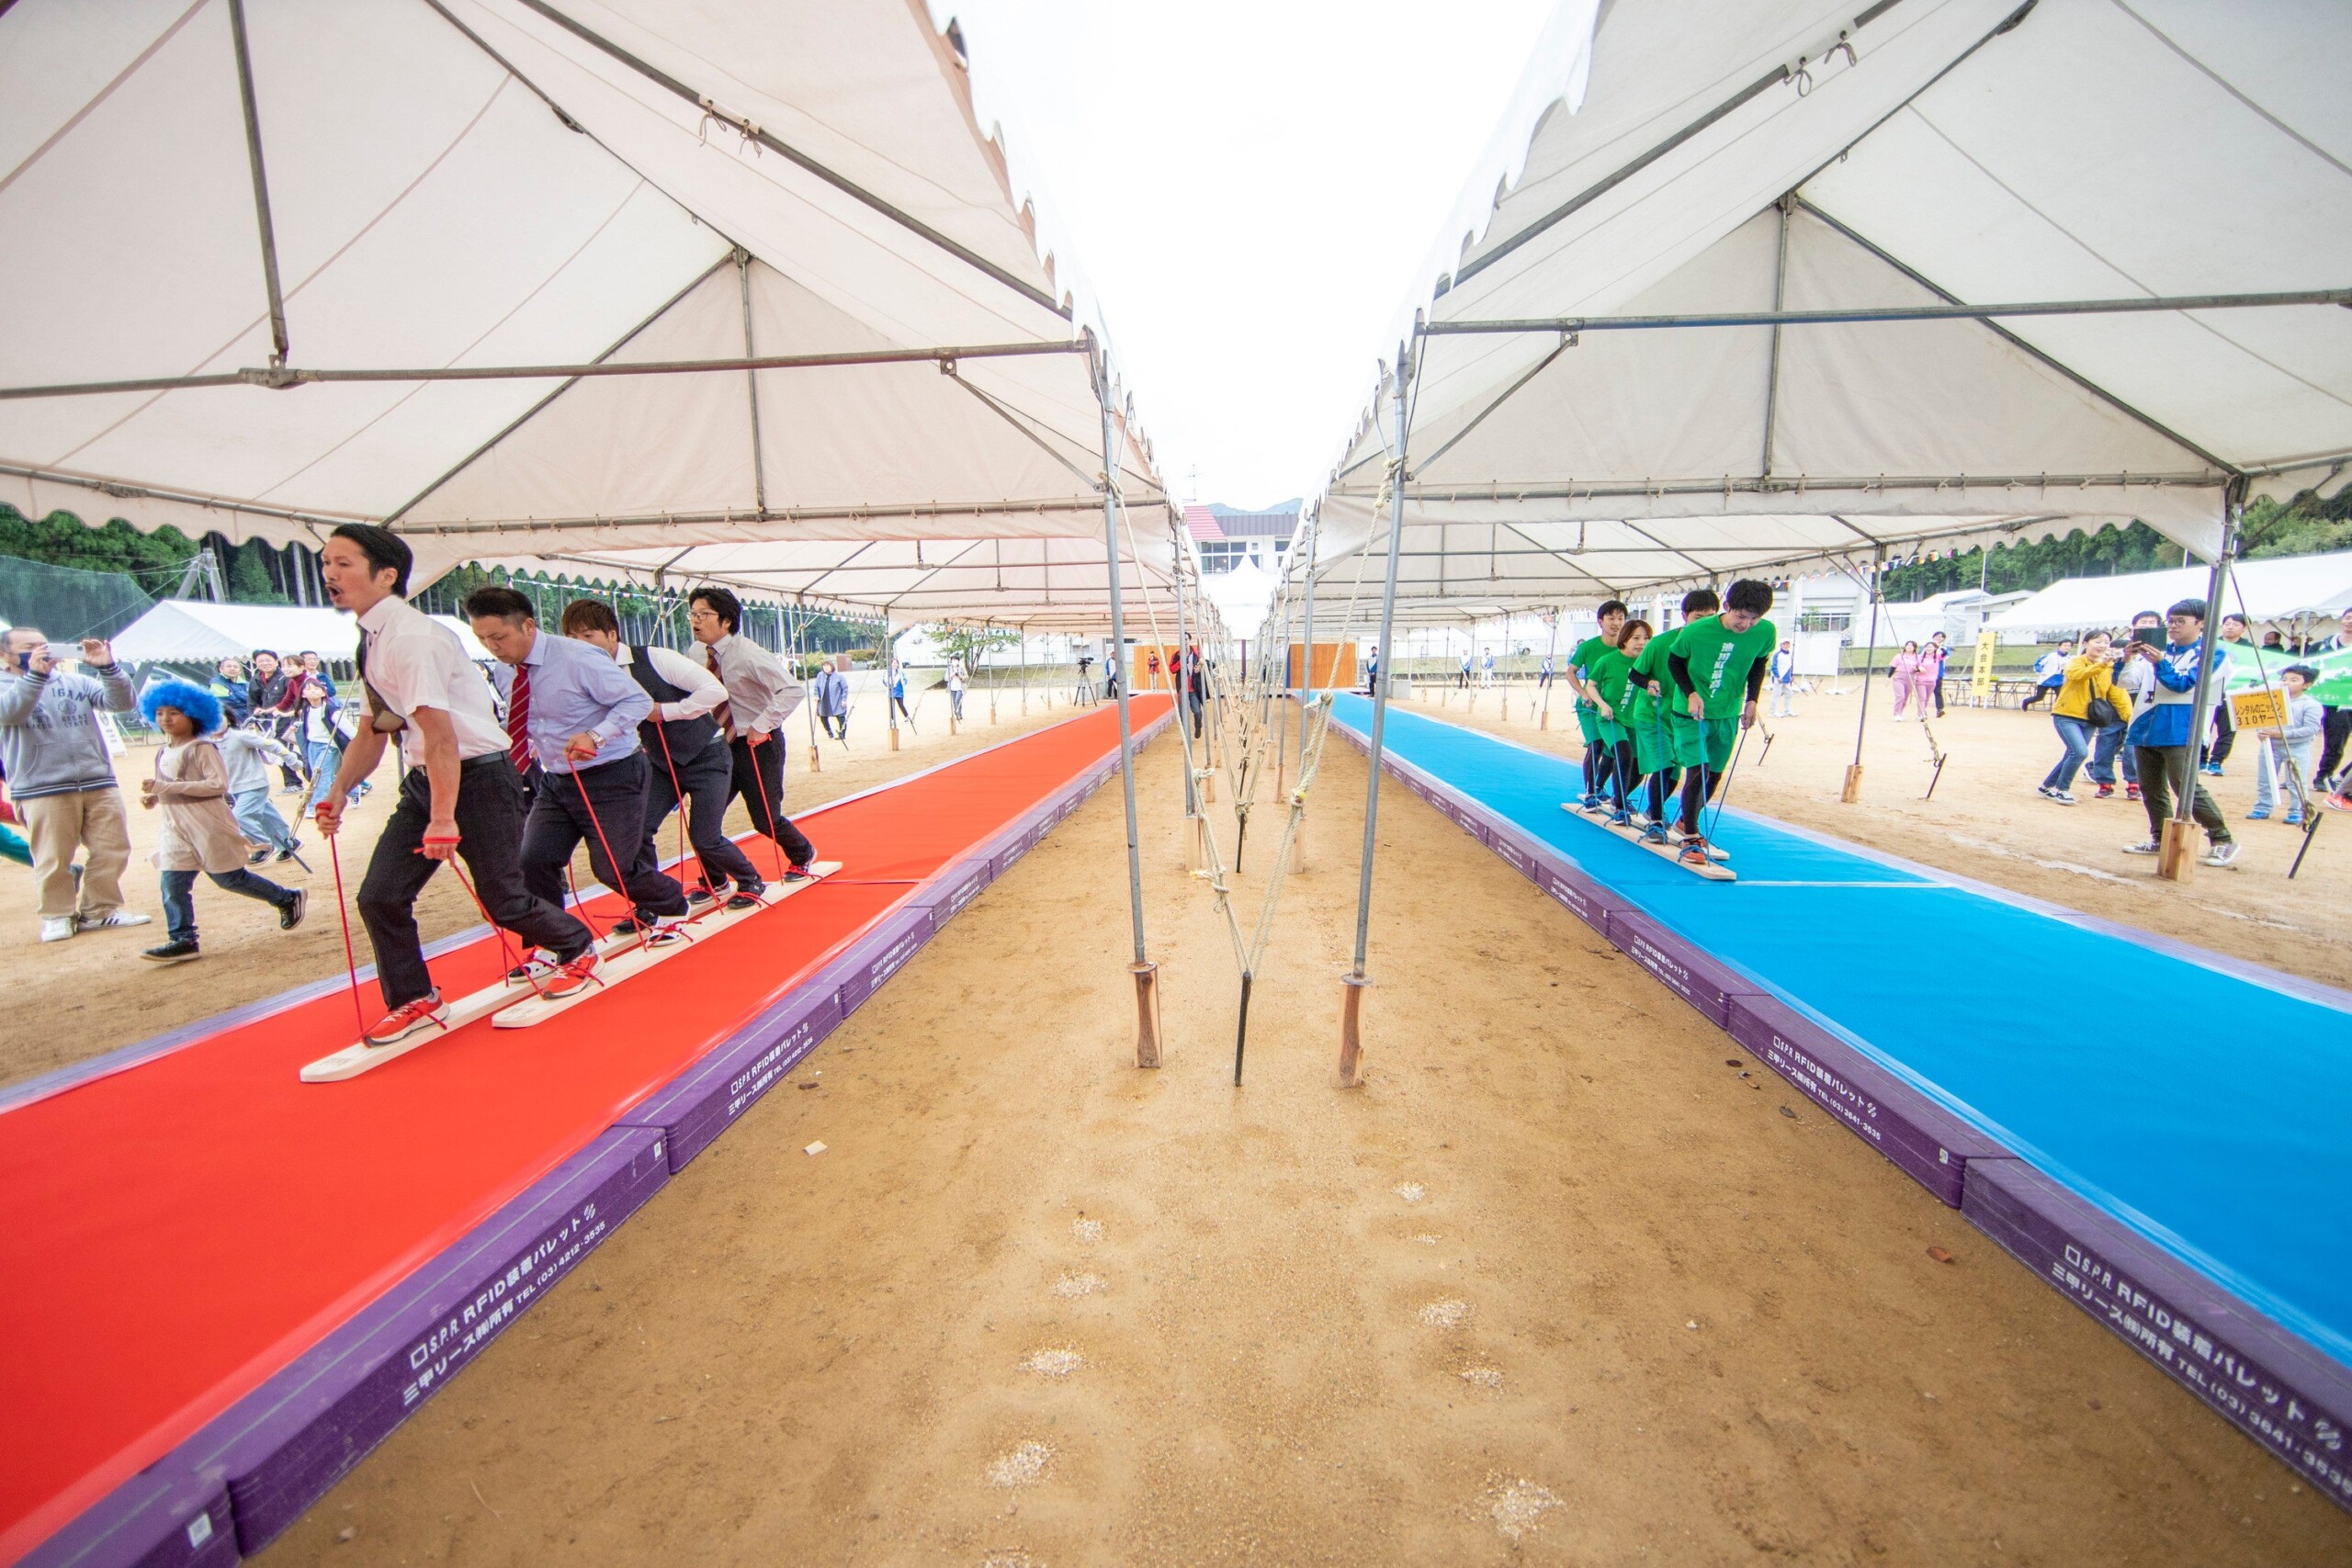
2131, 627, 2165, 649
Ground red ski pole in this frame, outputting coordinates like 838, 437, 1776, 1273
322, 821, 368, 1037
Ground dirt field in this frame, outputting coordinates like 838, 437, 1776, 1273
146, 698, 2341, 1565
1412, 676, 2352, 991
0, 683, 1079, 1090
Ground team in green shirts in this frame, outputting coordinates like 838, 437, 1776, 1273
1617, 588, 1718, 838
1566, 600, 1628, 806
1583, 618, 1652, 818
1660, 579, 1777, 865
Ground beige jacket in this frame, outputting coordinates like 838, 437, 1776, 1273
149, 739, 256, 874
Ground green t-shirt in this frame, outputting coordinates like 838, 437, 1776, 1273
1569, 634, 1612, 705
1625, 625, 1683, 728
1668, 615, 1777, 719
1588, 646, 1640, 718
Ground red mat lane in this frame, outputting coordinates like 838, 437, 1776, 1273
0, 700, 1164, 1559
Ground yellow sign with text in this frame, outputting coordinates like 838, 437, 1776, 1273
2229, 688, 2285, 731
1970, 629, 1997, 699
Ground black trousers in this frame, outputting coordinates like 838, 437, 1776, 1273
643, 735, 763, 893
2316, 706, 2352, 784
729, 734, 814, 868
525, 751, 686, 921
821, 710, 848, 739
358, 756, 592, 1009
2203, 700, 2237, 766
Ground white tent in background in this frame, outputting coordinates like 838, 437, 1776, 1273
1306, 0, 2352, 611
0, 0, 1172, 584
1984, 551, 2352, 638
110, 598, 493, 665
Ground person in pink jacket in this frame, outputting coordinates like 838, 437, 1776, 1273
1891, 641, 1925, 719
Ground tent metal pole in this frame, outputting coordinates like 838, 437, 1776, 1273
1759, 195, 1792, 479
737, 250, 768, 515
225, 0, 290, 367
1299, 512, 1317, 773
1843, 547, 1886, 804
1540, 604, 1562, 729
1421, 287, 2352, 337
1343, 339, 1414, 1089
1094, 340, 1158, 1068
2160, 483, 2245, 880
0, 340, 1099, 401
1175, 534, 1196, 820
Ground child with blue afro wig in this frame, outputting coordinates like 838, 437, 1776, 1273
139, 678, 222, 737
135, 679, 304, 963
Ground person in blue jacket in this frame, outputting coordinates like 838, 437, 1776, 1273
2121, 598, 2235, 867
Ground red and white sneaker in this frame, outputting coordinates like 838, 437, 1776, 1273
365, 992, 449, 1047
542, 949, 601, 999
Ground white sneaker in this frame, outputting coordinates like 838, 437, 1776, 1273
2049, 790, 2078, 806
2204, 840, 2241, 869
77, 910, 152, 931
40, 916, 75, 943
2122, 840, 2160, 855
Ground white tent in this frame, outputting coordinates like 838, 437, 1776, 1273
485, 525, 1184, 635
1984, 551, 2352, 637
1306, 0, 2352, 609
0, 0, 1173, 586
110, 598, 493, 664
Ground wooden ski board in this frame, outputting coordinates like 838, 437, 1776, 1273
492, 862, 841, 1030
300, 929, 647, 1083
299, 863, 841, 1078
1637, 833, 1736, 881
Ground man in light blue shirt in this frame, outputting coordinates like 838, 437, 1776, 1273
465, 587, 690, 948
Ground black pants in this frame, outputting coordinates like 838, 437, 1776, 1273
821, 711, 847, 739
1933, 674, 1945, 716
358, 757, 592, 1010
643, 735, 763, 893
1189, 692, 1204, 737
729, 734, 814, 868
2135, 745, 2230, 845
1679, 760, 1723, 834
2204, 701, 2236, 766
1611, 739, 1639, 810
2315, 706, 2352, 784
525, 751, 685, 921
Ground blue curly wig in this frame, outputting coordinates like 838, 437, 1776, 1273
141, 678, 223, 736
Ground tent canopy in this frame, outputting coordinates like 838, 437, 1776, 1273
1307, 0, 2352, 610
489, 524, 1186, 634
110, 598, 495, 664
1983, 551, 2352, 637
0, 0, 1170, 589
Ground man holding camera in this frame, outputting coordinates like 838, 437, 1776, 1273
2121, 598, 2237, 868
0, 626, 151, 942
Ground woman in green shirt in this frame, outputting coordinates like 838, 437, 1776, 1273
1589, 621, 1652, 823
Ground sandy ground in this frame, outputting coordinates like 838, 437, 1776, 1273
1409, 676, 2352, 991
0, 682, 1082, 1089
183, 698, 2352, 1565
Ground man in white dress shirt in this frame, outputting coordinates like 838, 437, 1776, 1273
687, 588, 817, 881
314, 525, 596, 1045
561, 599, 768, 910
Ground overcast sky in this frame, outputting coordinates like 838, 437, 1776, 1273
945, 0, 1561, 511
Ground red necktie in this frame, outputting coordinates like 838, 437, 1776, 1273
705, 643, 735, 737
507, 662, 533, 772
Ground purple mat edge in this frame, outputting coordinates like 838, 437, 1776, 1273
1336, 706, 2352, 1515
22, 706, 1173, 1565
1963, 1158, 2352, 1510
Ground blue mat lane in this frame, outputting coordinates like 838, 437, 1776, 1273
1330, 694, 2352, 1371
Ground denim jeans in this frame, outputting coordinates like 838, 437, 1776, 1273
160, 865, 294, 944
304, 739, 343, 810
2090, 722, 2130, 785
2041, 716, 2095, 791
229, 785, 298, 852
